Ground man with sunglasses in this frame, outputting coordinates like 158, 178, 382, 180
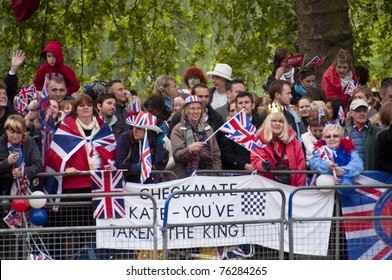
344, 99, 381, 170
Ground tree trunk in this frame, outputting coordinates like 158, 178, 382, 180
296, 0, 354, 81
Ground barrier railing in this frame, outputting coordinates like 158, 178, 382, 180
161, 188, 286, 260
0, 191, 158, 260
1, 169, 391, 260
288, 183, 392, 260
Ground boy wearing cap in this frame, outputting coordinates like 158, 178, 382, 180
206, 63, 233, 109
344, 99, 381, 170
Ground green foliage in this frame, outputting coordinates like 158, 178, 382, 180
0, 0, 390, 97
349, 0, 392, 86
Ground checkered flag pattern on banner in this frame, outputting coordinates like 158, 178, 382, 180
241, 191, 266, 216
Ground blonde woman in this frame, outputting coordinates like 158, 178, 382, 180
251, 112, 306, 186
153, 75, 178, 111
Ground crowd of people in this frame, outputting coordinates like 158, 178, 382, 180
1, 42, 392, 259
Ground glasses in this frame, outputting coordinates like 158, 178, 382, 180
188, 107, 202, 112
324, 134, 340, 139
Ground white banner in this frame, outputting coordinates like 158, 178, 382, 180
96, 175, 335, 255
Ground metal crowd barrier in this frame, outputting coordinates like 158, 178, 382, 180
1, 170, 391, 260
288, 183, 392, 260
0, 170, 160, 260
161, 188, 286, 260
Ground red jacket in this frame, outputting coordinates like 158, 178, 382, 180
33, 41, 80, 95
321, 65, 358, 109
46, 115, 116, 190
251, 127, 306, 187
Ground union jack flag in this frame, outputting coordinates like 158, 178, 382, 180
338, 106, 345, 124
306, 56, 326, 67
338, 171, 392, 260
14, 98, 28, 115
219, 109, 265, 150
141, 130, 152, 184
91, 170, 125, 219
318, 107, 326, 124
44, 116, 116, 206
18, 84, 36, 99
344, 80, 358, 97
41, 75, 49, 99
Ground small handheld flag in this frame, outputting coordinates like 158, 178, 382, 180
306, 56, 326, 67
318, 107, 326, 124
140, 129, 152, 183
338, 106, 345, 124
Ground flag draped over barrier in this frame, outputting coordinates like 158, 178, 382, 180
338, 171, 392, 260
91, 170, 125, 219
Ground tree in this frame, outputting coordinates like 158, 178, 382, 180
296, 0, 353, 82
0, 0, 390, 96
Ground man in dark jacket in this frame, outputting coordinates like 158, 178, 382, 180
168, 83, 224, 144
220, 91, 262, 171
259, 80, 305, 142
345, 99, 381, 170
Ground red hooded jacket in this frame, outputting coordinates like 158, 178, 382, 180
33, 41, 80, 95
321, 65, 358, 109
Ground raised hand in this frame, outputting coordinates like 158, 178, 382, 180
10, 50, 26, 73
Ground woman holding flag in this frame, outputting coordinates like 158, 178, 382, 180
44, 94, 117, 259
115, 111, 169, 183
0, 114, 42, 196
310, 123, 363, 185
171, 95, 221, 178
321, 49, 358, 109
251, 111, 306, 186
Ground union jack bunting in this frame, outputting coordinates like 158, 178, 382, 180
3, 209, 23, 229
129, 96, 141, 114
215, 245, 254, 260
338, 171, 392, 260
338, 106, 345, 124
91, 170, 125, 219
141, 130, 152, 184
38, 97, 56, 168
28, 252, 53, 260
219, 109, 265, 150
18, 84, 36, 99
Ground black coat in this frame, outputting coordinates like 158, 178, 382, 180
0, 134, 42, 194
374, 125, 392, 173
220, 115, 262, 170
